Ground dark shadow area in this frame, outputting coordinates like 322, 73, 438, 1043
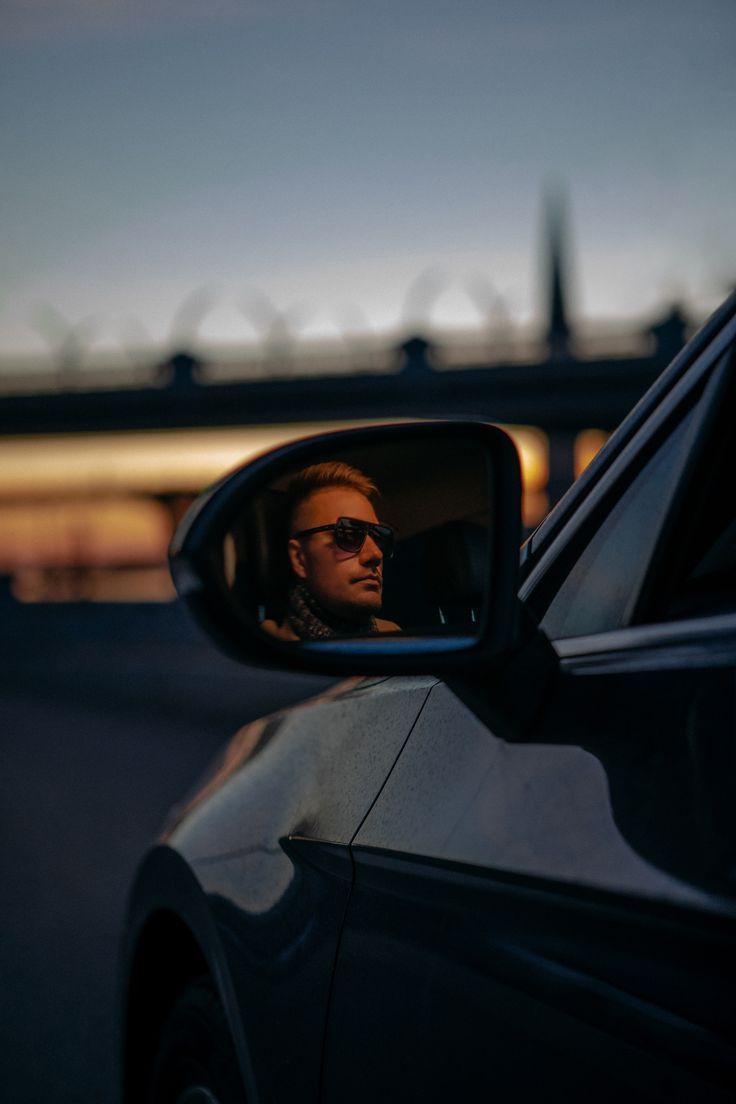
0, 596, 331, 1103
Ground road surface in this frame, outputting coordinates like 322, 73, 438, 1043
0, 600, 331, 1103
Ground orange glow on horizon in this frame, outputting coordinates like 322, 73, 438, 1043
0, 420, 550, 501
0, 497, 172, 570
0, 419, 553, 598
501, 425, 549, 527
575, 428, 609, 479
0, 421, 399, 499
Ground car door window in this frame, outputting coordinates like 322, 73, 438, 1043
540, 406, 698, 639
651, 352, 736, 621
664, 518, 736, 619
539, 343, 736, 640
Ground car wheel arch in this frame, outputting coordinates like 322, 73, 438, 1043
123, 908, 210, 1101
122, 846, 258, 1104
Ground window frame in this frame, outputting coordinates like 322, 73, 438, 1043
520, 337, 735, 641
525, 293, 736, 560
630, 344, 736, 626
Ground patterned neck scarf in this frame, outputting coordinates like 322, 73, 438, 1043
286, 583, 377, 640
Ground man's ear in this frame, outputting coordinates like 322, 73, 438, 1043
288, 538, 308, 580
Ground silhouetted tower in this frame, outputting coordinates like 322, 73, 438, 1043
541, 188, 578, 510
544, 189, 572, 360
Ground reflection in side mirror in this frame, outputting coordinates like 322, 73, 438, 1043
224, 437, 493, 643
170, 421, 522, 673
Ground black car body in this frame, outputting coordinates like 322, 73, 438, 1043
122, 292, 736, 1103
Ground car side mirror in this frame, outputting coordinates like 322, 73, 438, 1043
169, 421, 522, 675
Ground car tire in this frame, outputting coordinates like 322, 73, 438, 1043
146, 977, 245, 1104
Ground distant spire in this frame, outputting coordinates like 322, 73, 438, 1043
543, 187, 572, 359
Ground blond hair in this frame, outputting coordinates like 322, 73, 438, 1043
286, 461, 378, 528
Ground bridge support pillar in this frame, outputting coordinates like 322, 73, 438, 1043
546, 428, 577, 510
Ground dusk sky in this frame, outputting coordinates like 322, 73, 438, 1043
2, 0, 735, 361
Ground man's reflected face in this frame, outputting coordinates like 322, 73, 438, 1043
288, 488, 384, 618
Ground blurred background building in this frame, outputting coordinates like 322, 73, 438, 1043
2, 0, 734, 612
0, 193, 708, 606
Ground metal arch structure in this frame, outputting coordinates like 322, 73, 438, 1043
0, 198, 696, 507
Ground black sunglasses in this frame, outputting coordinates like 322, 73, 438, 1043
292, 516, 395, 558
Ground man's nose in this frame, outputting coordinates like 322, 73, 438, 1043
360, 534, 382, 565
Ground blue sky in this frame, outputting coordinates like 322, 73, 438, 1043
1, 0, 735, 358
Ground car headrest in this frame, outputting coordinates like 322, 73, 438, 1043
422, 520, 488, 606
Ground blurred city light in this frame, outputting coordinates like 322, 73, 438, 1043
0, 418, 548, 600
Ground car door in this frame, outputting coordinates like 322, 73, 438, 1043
163, 674, 435, 1104
320, 331, 736, 1100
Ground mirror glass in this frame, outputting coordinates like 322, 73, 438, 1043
221, 436, 492, 643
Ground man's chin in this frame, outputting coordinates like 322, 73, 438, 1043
340, 593, 382, 619
358, 592, 383, 614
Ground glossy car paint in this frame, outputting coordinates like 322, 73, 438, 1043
323, 662, 736, 1100
122, 675, 436, 1102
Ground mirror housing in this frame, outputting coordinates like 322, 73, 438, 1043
170, 421, 522, 676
